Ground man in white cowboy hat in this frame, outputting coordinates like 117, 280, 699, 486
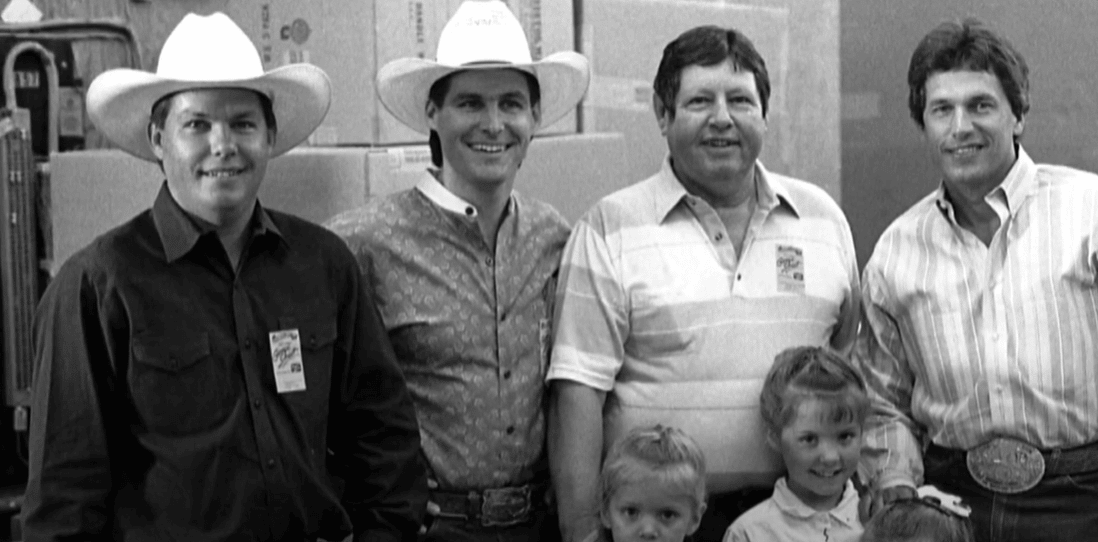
326, 1, 588, 540
547, 25, 860, 542
23, 12, 426, 542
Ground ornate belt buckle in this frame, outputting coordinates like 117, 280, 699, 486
480, 485, 532, 527
965, 437, 1045, 494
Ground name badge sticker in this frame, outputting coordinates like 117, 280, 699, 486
269, 329, 306, 393
776, 244, 806, 294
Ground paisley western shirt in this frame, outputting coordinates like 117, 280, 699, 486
328, 174, 569, 490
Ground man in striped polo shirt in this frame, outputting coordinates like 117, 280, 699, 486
547, 26, 860, 542
857, 19, 1098, 542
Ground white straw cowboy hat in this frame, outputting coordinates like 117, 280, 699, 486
377, 0, 589, 134
86, 11, 331, 162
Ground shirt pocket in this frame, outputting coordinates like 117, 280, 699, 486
130, 331, 236, 435
277, 314, 338, 437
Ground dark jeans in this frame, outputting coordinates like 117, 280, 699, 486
691, 486, 772, 542
418, 510, 559, 542
924, 445, 1098, 542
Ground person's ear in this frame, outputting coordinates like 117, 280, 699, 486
766, 429, 781, 452
149, 123, 165, 161
687, 501, 707, 535
426, 100, 440, 132
531, 101, 542, 127
1013, 112, 1025, 138
653, 93, 671, 136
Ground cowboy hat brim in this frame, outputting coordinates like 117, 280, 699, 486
87, 63, 331, 162
376, 51, 590, 135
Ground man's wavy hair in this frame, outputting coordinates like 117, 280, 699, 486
653, 25, 770, 120
907, 18, 1029, 132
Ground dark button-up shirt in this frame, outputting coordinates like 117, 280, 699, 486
24, 184, 427, 542
327, 175, 569, 490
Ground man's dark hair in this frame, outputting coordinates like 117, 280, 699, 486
426, 68, 541, 168
907, 18, 1030, 130
149, 89, 277, 133
652, 25, 771, 120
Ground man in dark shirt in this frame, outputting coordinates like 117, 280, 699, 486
22, 12, 426, 542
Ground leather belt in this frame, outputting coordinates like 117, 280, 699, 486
927, 438, 1098, 494
431, 481, 548, 527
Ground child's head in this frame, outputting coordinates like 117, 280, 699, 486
760, 346, 870, 511
861, 491, 975, 542
599, 424, 707, 542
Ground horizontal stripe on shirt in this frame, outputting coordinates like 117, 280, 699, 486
550, 158, 859, 492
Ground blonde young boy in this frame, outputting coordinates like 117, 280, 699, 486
592, 424, 708, 542
723, 346, 869, 542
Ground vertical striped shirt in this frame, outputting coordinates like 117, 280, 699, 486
858, 147, 1098, 488
548, 158, 860, 493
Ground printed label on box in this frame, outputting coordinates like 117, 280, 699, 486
385, 148, 434, 173
588, 76, 653, 112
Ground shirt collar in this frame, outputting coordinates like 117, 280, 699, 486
757, 163, 799, 217
771, 477, 860, 527
151, 182, 283, 263
652, 155, 800, 220
415, 170, 516, 219
934, 145, 1037, 216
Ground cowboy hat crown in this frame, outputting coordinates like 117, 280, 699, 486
377, 0, 590, 135
87, 12, 331, 161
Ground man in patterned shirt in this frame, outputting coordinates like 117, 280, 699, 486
548, 25, 861, 542
857, 18, 1098, 542
326, 2, 588, 541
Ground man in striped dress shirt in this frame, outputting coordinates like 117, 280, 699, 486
858, 18, 1098, 542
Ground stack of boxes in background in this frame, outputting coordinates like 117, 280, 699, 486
580, 0, 791, 189
223, 0, 577, 145
46, 0, 841, 273
49, 133, 628, 274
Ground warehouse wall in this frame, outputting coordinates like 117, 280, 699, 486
841, 0, 1098, 268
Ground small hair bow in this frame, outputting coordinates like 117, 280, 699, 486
914, 485, 972, 518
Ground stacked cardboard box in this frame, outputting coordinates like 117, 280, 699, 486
364, 132, 629, 222
577, 0, 791, 187
223, 0, 576, 146
573, 0, 841, 204
48, 147, 373, 275
48, 133, 628, 274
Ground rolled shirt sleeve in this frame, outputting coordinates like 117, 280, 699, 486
856, 265, 925, 490
547, 209, 628, 390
